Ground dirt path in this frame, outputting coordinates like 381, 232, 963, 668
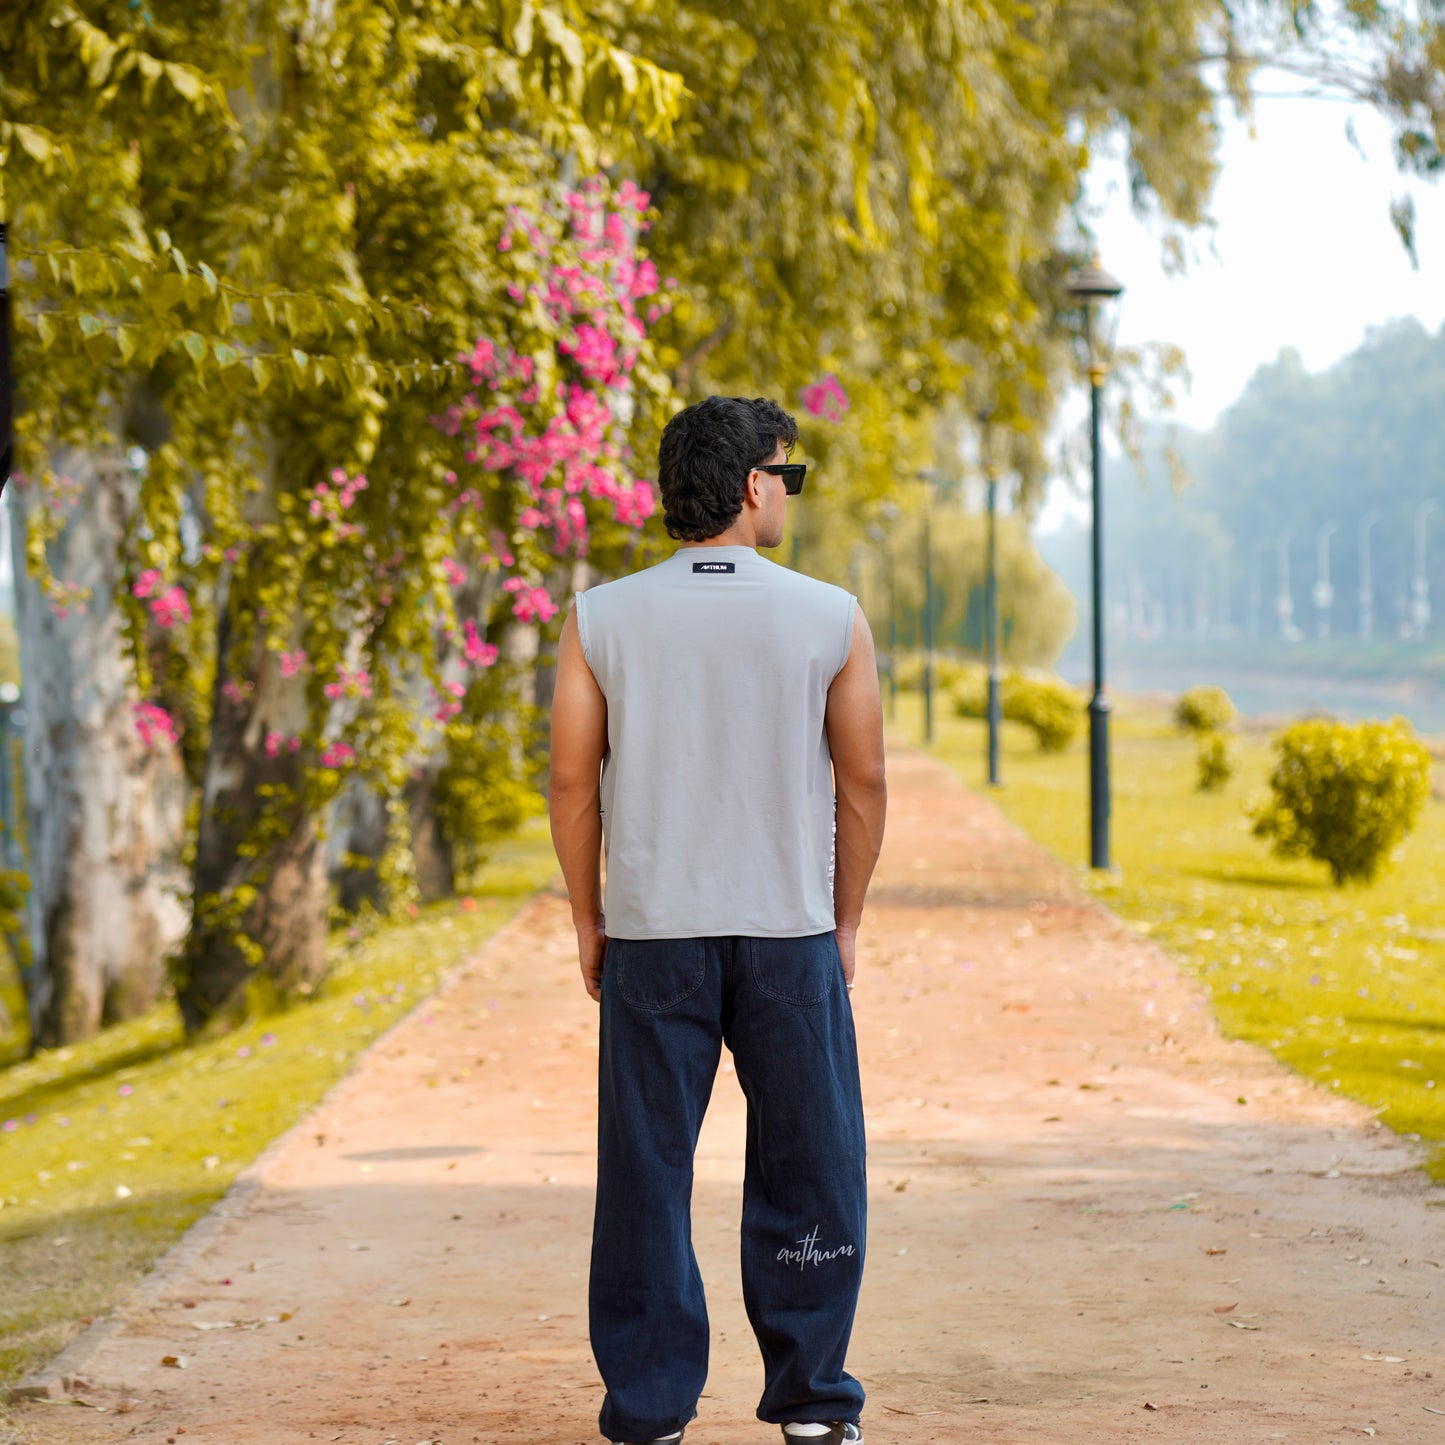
10, 742, 1445, 1444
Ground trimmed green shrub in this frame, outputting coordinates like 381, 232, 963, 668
948, 662, 990, 719
892, 653, 926, 693
1175, 685, 1237, 735
1250, 717, 1433, 884
1002, 672, 1083, 753
950, 668, 1082, 751
1196, 731, 1236, 792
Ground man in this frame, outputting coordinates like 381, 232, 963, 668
549, 395, 887, 1445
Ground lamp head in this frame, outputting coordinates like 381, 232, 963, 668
1065, 254, 1125, 380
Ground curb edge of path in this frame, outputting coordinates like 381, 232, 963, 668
5, 884, 562, 1407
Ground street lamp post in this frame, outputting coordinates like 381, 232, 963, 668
1066, 256, 1125, 871
1359, 509, 1380, 641
1216, 539, 1234, 634
1276, 529, 1298, 641
1412, 501, 1439, 639
980, 413, 1004, 787
868, 513, 898, 718
1313, 520, 1338, 641
1248, 539, 1269, 639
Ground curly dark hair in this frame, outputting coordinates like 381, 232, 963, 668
657, 396, 799, 542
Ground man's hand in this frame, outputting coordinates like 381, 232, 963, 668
577, 917, 608, 1002
834, 922, 858, 987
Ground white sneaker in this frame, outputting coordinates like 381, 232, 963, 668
781, 1425, 863, 1445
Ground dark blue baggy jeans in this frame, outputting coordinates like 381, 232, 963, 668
590, 931, 867, 1443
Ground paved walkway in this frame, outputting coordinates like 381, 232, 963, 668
11, 742, 1445, 1444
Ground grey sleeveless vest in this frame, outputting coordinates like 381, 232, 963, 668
574, 544, 857, 939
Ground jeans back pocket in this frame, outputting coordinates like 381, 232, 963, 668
613, 937, 707, 1012
747, 932, 836, 1006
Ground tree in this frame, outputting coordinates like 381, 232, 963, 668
4, 0, 684, 1040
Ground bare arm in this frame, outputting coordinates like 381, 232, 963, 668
548, 604, 610, 1001
825, 604, 887, 984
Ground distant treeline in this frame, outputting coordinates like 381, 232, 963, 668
1042, 317, 1445, 650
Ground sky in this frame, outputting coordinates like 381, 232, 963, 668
1040, 85, 1445, 529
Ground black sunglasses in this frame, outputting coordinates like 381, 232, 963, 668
757, 462, 806, 495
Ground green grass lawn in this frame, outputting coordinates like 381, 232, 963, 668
0, 816, 560, 1394
890, 689, 1445, 1177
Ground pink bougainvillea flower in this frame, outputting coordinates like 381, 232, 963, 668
616, 179, 651, 213
630, 258, 659, 299
510, 585, 559, 624
132, 700, 178, 749
462, 622, 499, 667
323, 664, 373, 701
132, 568, 163, 599
800, 372, 850, 423
441, 558, 467, 587
150, 585, 192, 628
279, 650, 308, 678
264, 731, 283, 759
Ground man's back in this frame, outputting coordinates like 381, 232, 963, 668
576, 543, 856, 940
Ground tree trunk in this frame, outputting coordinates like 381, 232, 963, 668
177, 581, 330, 1033
406, 766, 454, 902
9, 452, 189, 1049
327, 777, 387, 913
326, 767, 453, 911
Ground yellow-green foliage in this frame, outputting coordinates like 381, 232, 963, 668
0, 818, 559, 1392
952, 667, 1082, 752
908, 693, 1445, 1181
433, 667, 549, 892
1196, 730, 1236, 792
1002, 672, 1082, 753
0, 615, 19, 689
1175, 685, 1237, 735
1251, 718, 1433, 885
948, 661, 991, 718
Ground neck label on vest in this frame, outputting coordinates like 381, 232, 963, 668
692, 561, 736, 573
